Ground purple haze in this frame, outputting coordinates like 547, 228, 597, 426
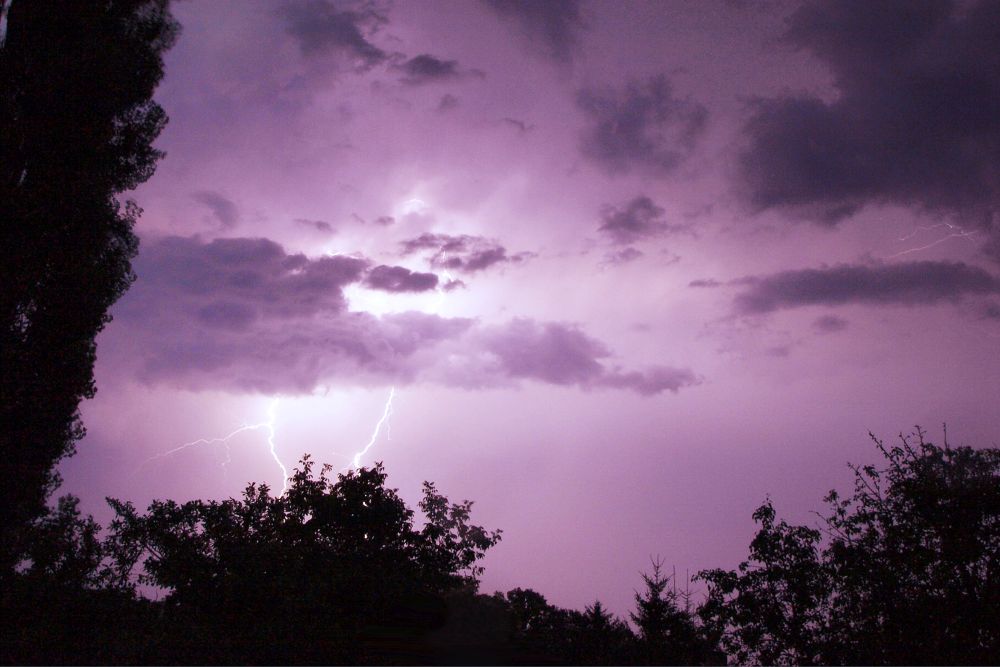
58, 0, 1000, 618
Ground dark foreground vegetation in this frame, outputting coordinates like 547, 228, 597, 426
3, 431, 1000, 665
2, 2, 999, 664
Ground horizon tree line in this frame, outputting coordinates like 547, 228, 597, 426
4, 429, 999, 665
2, 2, 998, 664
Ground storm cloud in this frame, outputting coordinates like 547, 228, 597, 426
108, 236, 696, 397
733, 261, 1000, 315
280, 0, 388, 70
395, 54, 476, 86
479, 319, 700, 395
400, 233, 533, 274
483, 0, 584, 63
363, 265, 439, 293
192, 191, 239, 229
577, 75, 707, 176
812, 314, 850, 334
739, 0, 1000, 255
599, 196, 691, 245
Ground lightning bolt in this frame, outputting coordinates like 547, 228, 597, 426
264, 399, 289, 494
887, 220, 977, 258
346, 387, 396, 470
135, 398, 289, 494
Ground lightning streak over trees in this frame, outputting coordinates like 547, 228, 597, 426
349, 387, 396, 470
137, 399, 289, 494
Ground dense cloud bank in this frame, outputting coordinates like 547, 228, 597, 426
109, 236, 696, 396
738, 0, 1000, 260
731, 260, 1000, 314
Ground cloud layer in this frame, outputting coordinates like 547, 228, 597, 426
484, 0, 584, 63
280, 0, 388, 70
577, 75, 707, 175
599, 196, 691, 245
363, 265, 439, 293
400, 233, 533, 274
732, 260, 1000, 314
738, 0, 1000, 258
110, 236, 696, 397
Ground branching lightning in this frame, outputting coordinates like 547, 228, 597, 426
887, 221, 977, 258
346, 387, 396, 470
136, 398, 289, 494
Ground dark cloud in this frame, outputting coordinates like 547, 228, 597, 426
689, 278, 722, 288
363, 265, 438, 293
739, 0, 1000, 255
395, 54, 481, 86
295, 218, 335, 234
812, 314, 849, 334
108, 236, 695, 396
481, 319, 699, 395
599, 196, 692, 245
597, 366, 701, 395
733, 261, 1000, 314
503, 117, 533, 134
196, 301, 258, 332
437, 94, 460, 112
603, 247, 644, 265
192, 191, 239, 229
485, 319, 604, 385
280, 0, 388, 70
484, 0, 584, 63
112, 236, 463, 392
400, 232, 533, 274
577, 75, 707, 175
131, 236, 367, 318
373, 215, 395, 226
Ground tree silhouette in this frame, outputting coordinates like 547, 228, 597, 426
99, 457, 502, 663
631, 558, 715, 665
577, 600, 635, 665
5, 429, 998, 664
820, 430, 1000, 664
697, 504, 829, 665
699, 429, 1000, 665
0, 0, 178, 576
16, 495, 104, 590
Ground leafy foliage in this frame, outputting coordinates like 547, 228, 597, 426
699, 430, 1000, 665
0, 0, 178, 575
631, 558, 722, 665
96, 457, 502, 663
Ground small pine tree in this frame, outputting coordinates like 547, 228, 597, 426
631, 556, 675, 644
632, 557, 706, 665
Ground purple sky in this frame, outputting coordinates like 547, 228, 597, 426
60, 0, 1000, 617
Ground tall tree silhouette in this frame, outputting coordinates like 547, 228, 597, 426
0, 0, 178, 576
